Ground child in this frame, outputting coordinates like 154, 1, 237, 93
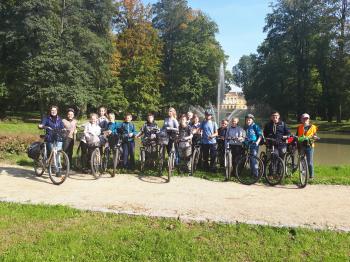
98, 106, 109, 131
137, 113, 159, 139
106, 112, 121, 147
119, 113, 137, 169
296, 113, 318, 179
81, 113, 101, 170
217, 119, 229, 167
178, 115, 193, 174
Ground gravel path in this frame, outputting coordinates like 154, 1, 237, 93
1, 165, 350, 231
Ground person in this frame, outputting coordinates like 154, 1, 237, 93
80, 113, 102, 170
244, 114, 262, 177
119, 113, 137, 169
178, 115, 193, 174
225, 117, 246, 176
187, 111, 193, 124
105, 112, 120, 148
190, 114, 201, 146
97, 106, 109, 131
200, 109, 218, 172
217, 119, 229, 167
296, 113, 318, 179
62, 108, 77, 164
38, 106, 65, 156
263, 111, 291, 158
137, 113, 159, 139
162, 107, 179, 154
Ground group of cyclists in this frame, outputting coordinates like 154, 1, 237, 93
34, 104, 318, 185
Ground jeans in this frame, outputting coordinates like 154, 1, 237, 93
249, 144, 259, 177
122, 141, 135, 169
47, 142, 63, 169
202, 143, 217, 170
304, 147, 314, 178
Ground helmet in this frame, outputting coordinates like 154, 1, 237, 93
245, 114, 255, 120
204, 109, 214, 115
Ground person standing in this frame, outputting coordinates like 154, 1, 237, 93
217, 119, 229, 167
200, 109, 218, 172
62, 108, 77, 164
163, 107, 179, 154
296, 113, 318, 179
119, 113, 137, 169
244, 114, 262, 177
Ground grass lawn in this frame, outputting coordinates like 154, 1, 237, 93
0, 202, 349, 261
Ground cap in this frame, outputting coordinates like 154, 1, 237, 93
301, 113, 310, 119
245, 114, 255, 120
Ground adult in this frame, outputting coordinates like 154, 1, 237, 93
62, 108, 77, 164
244, 114, 262, 176
38, 105, 64, 155
296, 113, 318, 179
263, 111, 290, 158
225, 117, 246, 174
200, 109, 218, 172
162, 107, 179, 154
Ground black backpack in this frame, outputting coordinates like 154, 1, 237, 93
27, 142, 42, 160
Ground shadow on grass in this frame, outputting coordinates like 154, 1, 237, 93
0, 166, 52, 185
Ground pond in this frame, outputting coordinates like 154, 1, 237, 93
313, 132, 350, 166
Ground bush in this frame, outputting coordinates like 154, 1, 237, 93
0, 135, 37, 155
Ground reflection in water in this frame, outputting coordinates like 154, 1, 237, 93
313, 132, 350, 166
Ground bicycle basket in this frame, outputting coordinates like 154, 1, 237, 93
27, 142, 42, 159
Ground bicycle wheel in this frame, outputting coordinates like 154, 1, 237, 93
191, 147, 200, 175
167, 152, 175, 182
224, 151, 232, 181
259, 151, 267, 164
112, 148, 120, 177
74, 143, 83, 171
48, 150, 70, 185
91, 148, 103, 179
33, 150, 45, 177
265, 154, 285, 186
284, 152, 297, 177
298, 156, 309, 188
102, 147, 110, 172
235, 154, 263, 185
140, 149, 146, 172
158, 145, 166, 176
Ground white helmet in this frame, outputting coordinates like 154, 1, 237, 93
301, 113, 310, 119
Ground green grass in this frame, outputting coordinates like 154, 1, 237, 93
0, 202, 349, 261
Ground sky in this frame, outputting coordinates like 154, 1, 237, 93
143, 0, 275, 70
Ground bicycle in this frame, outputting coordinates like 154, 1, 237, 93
294, 136, 320, 188
284, 135, 298, 178
235, 140, 264, 185
139, 128, 160, 173
190, 134, 202, 175
165, 127, 179, 182
224, 137, 244, 181
157, 130, 169, 178
33, 127, 70, 185
103, 133, 123, 177
176, 137, 192, 175
260, 137, 285, 186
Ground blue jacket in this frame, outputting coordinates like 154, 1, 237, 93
108, 121, 121, 135
118, 122, 137, 142
40, 116, 64, 143
245, 123, 262, 143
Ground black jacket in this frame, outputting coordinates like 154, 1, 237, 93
263, 121, 290, 142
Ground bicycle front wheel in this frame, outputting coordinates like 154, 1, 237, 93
298, 156, 309, 188
236, 154, 263, 185
91, 148, 103, 179
48, 150, 70, 185
167, 152, 175, 182
224, 151, 232, 181
265, 155, 285, 186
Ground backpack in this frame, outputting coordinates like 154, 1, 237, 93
27, 142, 42, 160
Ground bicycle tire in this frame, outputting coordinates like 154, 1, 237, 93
298, 156, 309, 188
158, 145, 166, 176
140, 149, 146, 172
91, 148, 103, 179
235, 154, 263, 185
103, 147, 110, 172
265, 154, 285, 186
112, 148, 120, 177
191, 147, 200, 175
284, 152, 296, 177
167, 152, 175, 182
48, 150, 70, 185
74, 143, 83, 172
224, 151, 232, 181
34, 155, 45, 177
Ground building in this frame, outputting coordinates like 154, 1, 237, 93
220, 91, 248, 110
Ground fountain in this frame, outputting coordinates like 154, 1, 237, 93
217, 62, 225, 123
